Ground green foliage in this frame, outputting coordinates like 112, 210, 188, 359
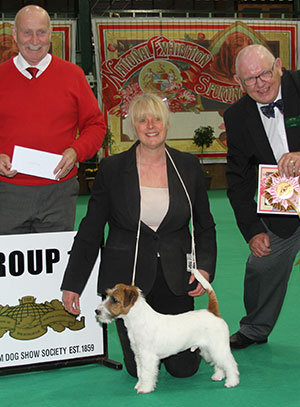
193, 125, 215, 169
193, 125, 215, 149
102, 127, 115, 150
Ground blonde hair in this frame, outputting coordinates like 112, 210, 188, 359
128, 93, 170, 135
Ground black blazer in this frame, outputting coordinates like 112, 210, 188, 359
61, 142, 216, 296
224, 70, 300, 242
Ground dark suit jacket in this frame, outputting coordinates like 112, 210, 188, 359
224, 70, 300, 242
61, 142, 216, 296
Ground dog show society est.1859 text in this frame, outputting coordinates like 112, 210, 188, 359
0, 344, 95, 363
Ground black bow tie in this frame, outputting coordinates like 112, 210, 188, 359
260, 99, 284, 118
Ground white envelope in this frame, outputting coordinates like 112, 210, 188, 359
11, 146, 63, 180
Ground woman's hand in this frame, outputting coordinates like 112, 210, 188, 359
62, 290, 81, 315
188, 269, 210, 297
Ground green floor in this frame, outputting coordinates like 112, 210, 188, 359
2, 190, 300, 407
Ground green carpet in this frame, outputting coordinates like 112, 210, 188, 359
1, 190, 300, 407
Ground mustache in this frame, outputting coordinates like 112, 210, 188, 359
27, 44, 42, 51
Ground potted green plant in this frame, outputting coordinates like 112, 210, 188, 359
193, 125, 215, 189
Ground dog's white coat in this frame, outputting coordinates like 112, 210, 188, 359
96, 278, 239, 394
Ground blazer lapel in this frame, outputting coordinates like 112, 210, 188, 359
244, 96, 277, 163
123, 143, 141, 226
282, 71, 300, 152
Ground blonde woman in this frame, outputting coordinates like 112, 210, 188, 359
62, 93, 217, 378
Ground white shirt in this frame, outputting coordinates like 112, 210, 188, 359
13, 53, 52, 79
257, 88, 289, 163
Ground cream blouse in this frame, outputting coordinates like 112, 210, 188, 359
140, 186, 169, 231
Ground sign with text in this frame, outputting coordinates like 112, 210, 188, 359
92, 18, 298, 160
0, 232, 103, 369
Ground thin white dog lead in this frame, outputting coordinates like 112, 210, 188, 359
131, 218, 141, 286
165, 150, 213, 290
165, 150, 213, 291
131, 149, 142, 286
165, 149, 197, 268
131, 147, 201, 287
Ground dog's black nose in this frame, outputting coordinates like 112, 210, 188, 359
95, 309, 101, 315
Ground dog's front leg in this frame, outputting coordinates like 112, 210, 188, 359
134, 352, 160, 394
134, 354, 142, 390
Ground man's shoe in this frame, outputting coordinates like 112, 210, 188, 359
230, 331, 267, 350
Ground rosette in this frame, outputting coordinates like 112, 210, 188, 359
264, 172, 300, 216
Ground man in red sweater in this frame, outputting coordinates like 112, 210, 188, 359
0, 5, 105, 234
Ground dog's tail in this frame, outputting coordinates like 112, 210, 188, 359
192, 269, 221, 318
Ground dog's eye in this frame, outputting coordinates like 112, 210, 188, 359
110, 296, 119, 304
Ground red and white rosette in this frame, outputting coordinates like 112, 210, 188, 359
264, 172, 300, 217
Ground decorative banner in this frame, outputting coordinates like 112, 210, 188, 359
0, 20, 76, 63
0, 232, 104, 370
258, 164, 300, 216
0, 22, 18, 64
92, 18, 299, 161
51, 21, 76, 62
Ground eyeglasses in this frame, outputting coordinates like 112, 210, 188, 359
241, 61, 276, 87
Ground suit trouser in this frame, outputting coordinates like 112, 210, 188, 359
116, 258, 201, 378
0, 177, 79, 235
239, 224, 300, 341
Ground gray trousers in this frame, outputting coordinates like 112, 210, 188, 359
0, 177, 79, 235
239, 224, 300, 341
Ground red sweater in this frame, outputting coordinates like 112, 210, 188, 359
0, 55, 105, 185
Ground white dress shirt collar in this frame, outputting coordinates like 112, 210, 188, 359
257, 87, 289, 162
13, 53, 52, 79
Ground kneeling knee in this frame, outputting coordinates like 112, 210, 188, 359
164, 350, 201, 378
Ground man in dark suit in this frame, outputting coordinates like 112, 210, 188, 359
225, 44, 300, 349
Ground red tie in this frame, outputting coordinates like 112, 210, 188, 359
26, 67, 39, 78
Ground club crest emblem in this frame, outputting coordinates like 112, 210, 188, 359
0, 296, 85, 340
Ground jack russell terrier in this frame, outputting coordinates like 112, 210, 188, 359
95, 275, 239, 394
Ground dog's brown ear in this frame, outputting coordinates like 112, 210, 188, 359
123, 286, 138, 309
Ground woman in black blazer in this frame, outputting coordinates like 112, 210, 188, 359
61, 93, 217, 378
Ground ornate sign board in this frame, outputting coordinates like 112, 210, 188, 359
0, 232, 105, 372
92, 18, 298, 161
